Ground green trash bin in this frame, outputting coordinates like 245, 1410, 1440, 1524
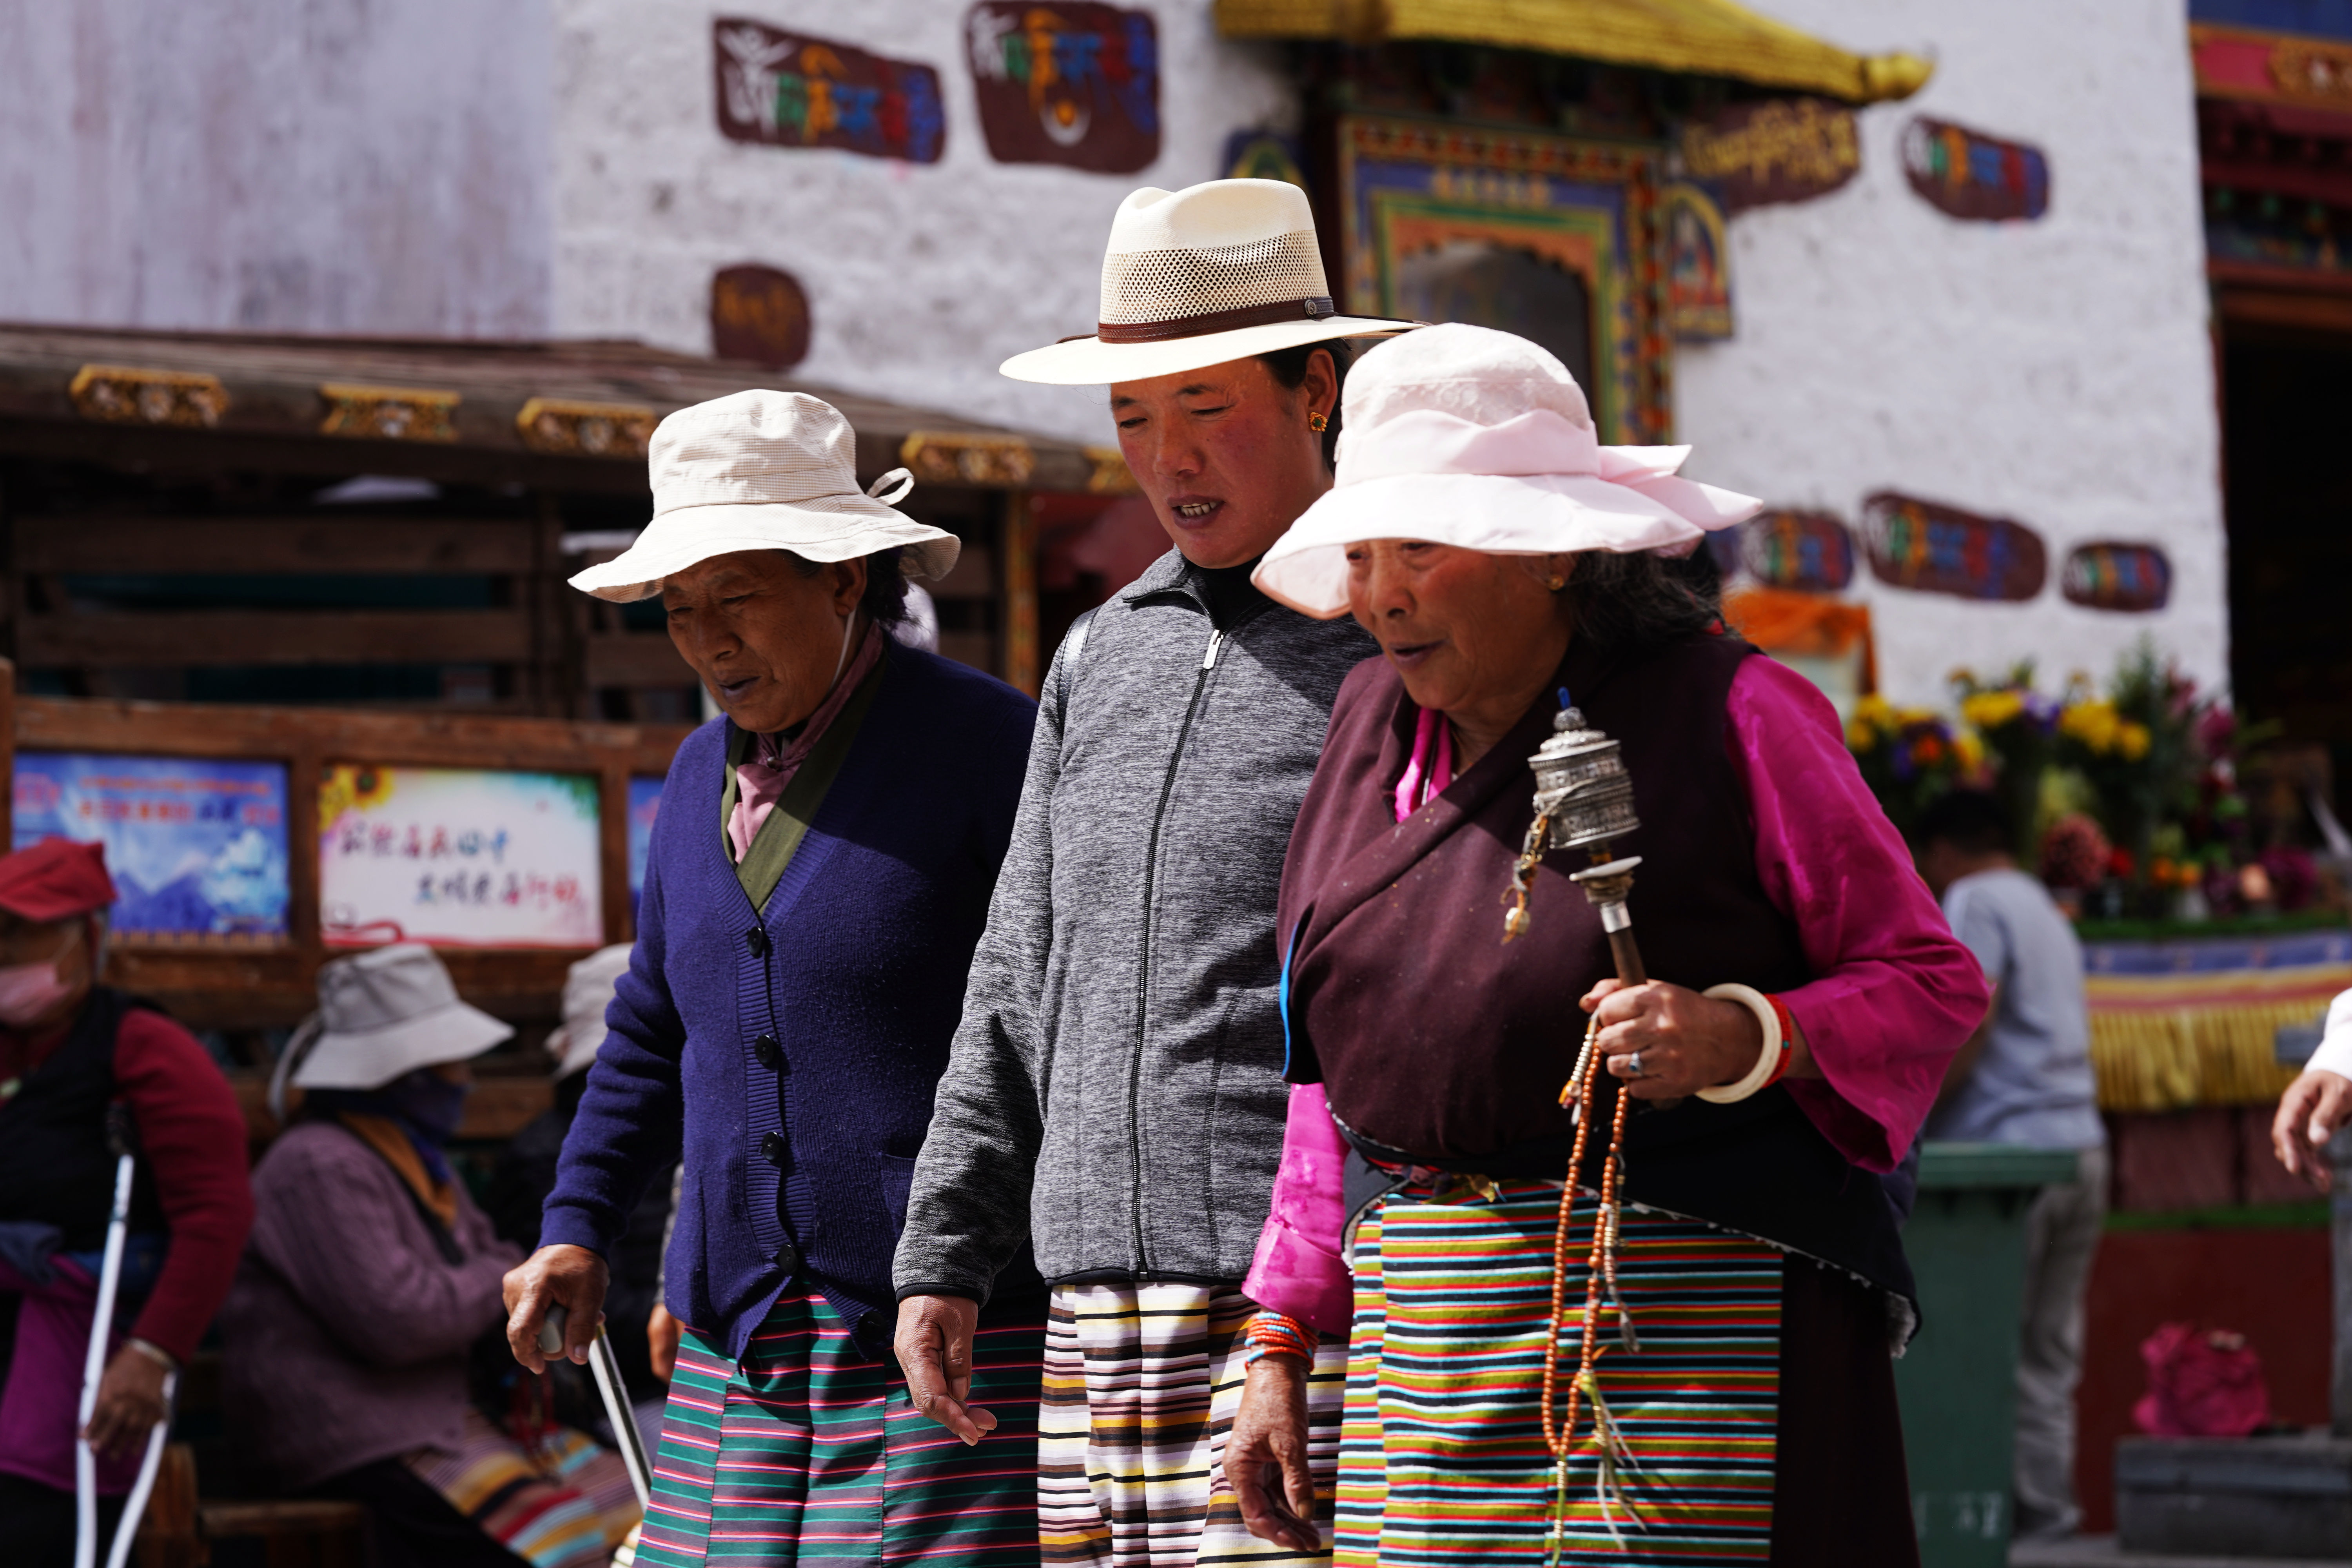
1894, 1141, 2081, 1568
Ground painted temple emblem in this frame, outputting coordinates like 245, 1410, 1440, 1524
1663, 182, 1733, 341
1679, 98, 1860, 213
1902, 117, 2050, 221
1708, 510, 1856, 594
1861, 492, 2047, 602
2062, 542, 2172, 613
966, 3, 1160, 173
713, 17, 946, 163
710, 265, 813, 369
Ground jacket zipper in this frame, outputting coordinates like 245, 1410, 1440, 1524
1128, 624, 1223, 1275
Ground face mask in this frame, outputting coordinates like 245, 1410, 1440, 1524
0, 960, 78, 1029
385, 1069, 471, 1145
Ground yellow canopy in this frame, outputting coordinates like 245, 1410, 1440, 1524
1214, 0, 1932, 104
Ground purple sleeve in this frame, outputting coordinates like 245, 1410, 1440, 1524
1726, 656, 1991, 1172
1241, 1083, 1354, 1334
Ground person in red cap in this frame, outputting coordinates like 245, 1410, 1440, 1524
0, 837, 254, 1565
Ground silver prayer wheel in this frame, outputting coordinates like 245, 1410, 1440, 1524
1528, 705, 1641, 854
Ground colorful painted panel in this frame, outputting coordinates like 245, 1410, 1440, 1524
1664, 181, 1733, 341
713, 17, 946, 163
966, 3, 1158, 173
2063, 542, 2173, 613
1861, 492, 2047, 603
1902, 118, 2051, 221
1717, 510, 1856, 593
1339, 116, 1670, 444
627, 775, 664, 916
711, 265, 811, 368
2193, 21, 2352, 112
1225, 129, 1308, 190
12, 754, 289, 943
1679, 98, 1860, 213
319, 766, 602, 949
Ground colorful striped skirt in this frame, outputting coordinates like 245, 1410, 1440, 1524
633, 1287, 1045, 1567
1039, 1283, 1348, 1567
1338, 1181, 1786, 1567
405, 1405, 641, 1568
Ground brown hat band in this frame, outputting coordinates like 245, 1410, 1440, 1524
1096, 295, 1337, 345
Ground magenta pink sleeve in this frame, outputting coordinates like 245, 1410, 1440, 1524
1242, 1082, 1355, 1333
1726, 657, 1990, 1172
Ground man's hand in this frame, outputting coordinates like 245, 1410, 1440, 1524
2273, 1069, 2352, 1191
82, 1345, 169, 1461
1227, 1356, 1319, 1552
892, 1294, 996, 1445
648, 1302, 683, 1382
504, 1244, 609, 1374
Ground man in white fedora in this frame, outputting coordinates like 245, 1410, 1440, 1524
893, 179, 1408, 1567
503, 390, 1049, 1566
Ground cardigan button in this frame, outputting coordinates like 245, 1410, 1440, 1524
774, 1238, 799, 1271
754, 1034, 782, 1071
760, 1131, 786, 1167
745, 926, 769, 957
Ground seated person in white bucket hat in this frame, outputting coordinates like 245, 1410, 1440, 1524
890, 178, 1409, 1567
222, 943, 638, 1568
505, 390, 1045, 1567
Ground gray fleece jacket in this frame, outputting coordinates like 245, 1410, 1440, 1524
893, 548, 1375, 1302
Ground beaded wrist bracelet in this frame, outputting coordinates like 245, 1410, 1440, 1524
1242, 1310, 1321, 1366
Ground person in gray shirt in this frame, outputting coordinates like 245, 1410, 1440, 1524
1915, 788, 2107, 1544
891, 179, 1404, 1566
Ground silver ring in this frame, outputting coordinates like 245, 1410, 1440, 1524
1627, 1050, 1644, 1077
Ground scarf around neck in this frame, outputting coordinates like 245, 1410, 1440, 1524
729, 619, 886, 863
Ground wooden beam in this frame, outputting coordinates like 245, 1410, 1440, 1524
584, 632, 697, 690
12, 515, 538, 574
19, 610, 533, 667
1002, 492, 1040, 695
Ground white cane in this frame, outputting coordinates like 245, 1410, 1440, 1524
543, 1304, 654, 1510
74, 1144, 176, 1568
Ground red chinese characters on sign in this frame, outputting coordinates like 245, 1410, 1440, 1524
2062, 542, 2172, 613
713, 18, 946, 163
1902, 117, 2050, 221
1860, 492, 2047, 603
711, 265, 812, 368
965, 3, 1159, 173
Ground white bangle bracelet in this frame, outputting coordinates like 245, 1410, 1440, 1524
1698, 984, 1784, 1104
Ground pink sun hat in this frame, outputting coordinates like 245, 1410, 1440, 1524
1251, 323, 1763, 619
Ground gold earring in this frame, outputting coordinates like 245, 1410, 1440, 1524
1548, 575, 1566, 591
1308, 411, 1329, 433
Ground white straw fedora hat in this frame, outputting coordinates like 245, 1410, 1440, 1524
570, 390, 960, 603
269, 943, 515, 1118
544, 943, 633, 1081
1253, 324, 1764, 619
1001, 179, 1412, 385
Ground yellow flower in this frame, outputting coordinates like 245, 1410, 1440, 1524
2060, 700, 2122, 753
2118, 721, 2151, 761
1955, 731, 1986, 772
1853, 694, 1895, 731
1961, 690, 2025, 730
1896, 706, 1940, 729
1846, 720, 1877, 751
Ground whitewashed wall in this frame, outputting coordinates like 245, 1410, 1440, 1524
551, 0, 1294, 449
0, 0, 553, 337
1675, 0, 2223, 705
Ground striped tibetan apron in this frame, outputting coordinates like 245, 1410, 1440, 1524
634, 1287, 1045, 1567
1338, 1180, 1785, 1567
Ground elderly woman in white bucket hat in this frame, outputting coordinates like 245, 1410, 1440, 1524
889, 177, 1409, 1568
1220, 325, 1989, 1566
222, 944, 639, 1568
506, 390, 1045, 1567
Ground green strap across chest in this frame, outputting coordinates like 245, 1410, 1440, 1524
719, 659, 887, 912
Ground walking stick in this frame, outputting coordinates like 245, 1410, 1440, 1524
542, 1304, 654, 1509
77, 1109, 177, 1568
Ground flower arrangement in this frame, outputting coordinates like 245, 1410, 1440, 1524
1952, 665, 2058, 862
1845, 694, 1983, 838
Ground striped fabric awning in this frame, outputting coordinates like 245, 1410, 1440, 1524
2082, 929, 2350, 1112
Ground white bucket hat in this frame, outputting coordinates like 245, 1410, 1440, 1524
1000, 179, 1411, 385
569, 390, 961, 603
544, 943, 633, 1081
269, 943, 515, 1118
1252, 324, 1764, 619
